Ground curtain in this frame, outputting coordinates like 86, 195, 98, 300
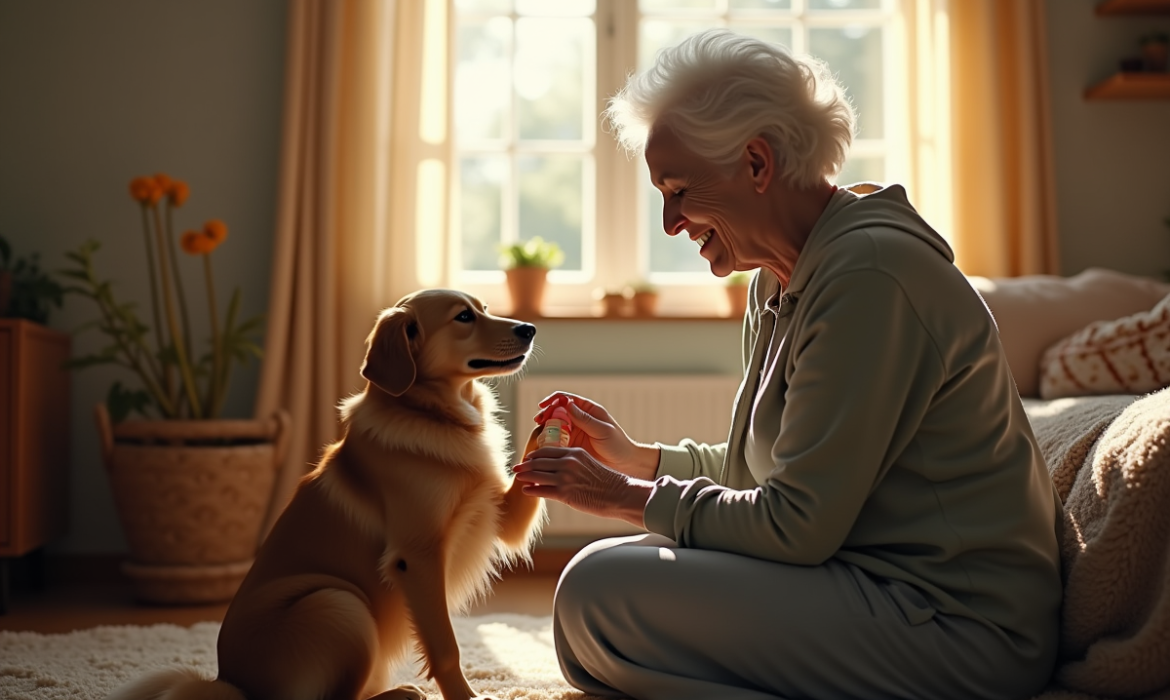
903, 0, 1060, 278
254, 0, 446, 534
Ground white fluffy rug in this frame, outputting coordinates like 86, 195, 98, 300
0, 614, 605, 700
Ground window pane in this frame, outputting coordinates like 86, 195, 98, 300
729, 0, 793, 10
460, 157, 506, 271
516, 0, 594, 16
640, 20, 712, 69
727, 24, 792, 49
836, 155, 884, 186
809, 26, 883, 139
643, 166, 710, 274
456, 0, 511, 12
516, 18, 590, 141
456, 18, 511, 143
518, 155, 584, 271
640, 0, 720, 12
808, 0, 880, 9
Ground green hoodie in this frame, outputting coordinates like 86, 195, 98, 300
645, 184, 1061, 659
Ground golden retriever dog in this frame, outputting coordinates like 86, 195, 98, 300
107, 289, 546, 700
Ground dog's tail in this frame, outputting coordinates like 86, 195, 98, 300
104, 667, 246, 700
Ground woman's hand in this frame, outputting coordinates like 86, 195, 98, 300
533, 392, 660, 481
512, 445, 655, 528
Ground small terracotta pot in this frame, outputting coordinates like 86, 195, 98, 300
601, 293, 629, 318
632, 291, 659, 318
725, 285, 749, 318
505, 267, 548, 320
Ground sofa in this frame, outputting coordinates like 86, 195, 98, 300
970, 268, 1170, 700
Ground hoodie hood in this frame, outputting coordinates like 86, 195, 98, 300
762, 183, 953, 300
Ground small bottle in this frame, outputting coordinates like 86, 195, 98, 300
537, 406, 572, 448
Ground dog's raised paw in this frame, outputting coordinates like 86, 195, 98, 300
369, 684, 426, 700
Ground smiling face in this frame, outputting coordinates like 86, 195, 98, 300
361, 289, 536, 397
644, 123, 777, 278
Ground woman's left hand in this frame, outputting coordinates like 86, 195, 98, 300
512, 446, 654, 528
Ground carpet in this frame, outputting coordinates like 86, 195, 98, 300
0, 614, 602, 700
3, 616, 1148, 700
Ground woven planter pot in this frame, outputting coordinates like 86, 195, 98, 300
94, 404, 290, 605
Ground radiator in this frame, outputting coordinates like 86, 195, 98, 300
513, 374, 742, 539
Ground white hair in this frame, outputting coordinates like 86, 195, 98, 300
604, 29, 857, 189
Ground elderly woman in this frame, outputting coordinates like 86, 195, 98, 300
511, 29, 1061, 700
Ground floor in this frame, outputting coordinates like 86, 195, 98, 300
0, 554, 563, 635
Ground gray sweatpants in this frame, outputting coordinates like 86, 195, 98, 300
553, 534, 1053, 700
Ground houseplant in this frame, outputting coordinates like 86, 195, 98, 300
60, 173, 288, 604
630, 279, 659, 318
725, 271, 751, 318
499, 236, 564, 319
597, 287, 630, 317
0, 234, 65, 323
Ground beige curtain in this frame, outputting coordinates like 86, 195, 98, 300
254, 0, 444, 533
903, 0, 1060, 278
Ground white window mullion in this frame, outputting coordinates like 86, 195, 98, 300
595, 0, 640, 296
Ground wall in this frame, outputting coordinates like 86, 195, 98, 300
1046, 0, 1170, 278
0, 0, 287, 553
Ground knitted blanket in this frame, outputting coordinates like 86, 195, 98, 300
1025, 389, 1170, 699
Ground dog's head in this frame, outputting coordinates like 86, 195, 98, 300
361, 289, 536, 397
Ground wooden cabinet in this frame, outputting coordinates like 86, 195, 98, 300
0, 319, 71, 612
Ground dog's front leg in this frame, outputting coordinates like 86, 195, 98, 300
498, 428, 546, 550
384, 549, 477, 700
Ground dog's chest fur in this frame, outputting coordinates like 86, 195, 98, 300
321, 381, 517, 611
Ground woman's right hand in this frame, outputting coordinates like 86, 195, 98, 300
534, 392, 660, 481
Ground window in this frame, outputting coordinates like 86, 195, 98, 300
451, 0, 903, 316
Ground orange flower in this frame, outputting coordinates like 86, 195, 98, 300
168, 180, 190, 207
153, 173, 173, 191
180, 230, 217, 255
129, 176, 157, 204
203, 219, 228, 244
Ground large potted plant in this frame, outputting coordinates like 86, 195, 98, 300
61, 173, 288, 605
499, 236, 563, 319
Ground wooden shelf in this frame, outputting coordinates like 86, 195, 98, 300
1096, 0, 1170, 15
1085, 72, 1170, 99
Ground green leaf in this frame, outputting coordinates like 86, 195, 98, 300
64, 355, 119, 370
107, 382, 152, 422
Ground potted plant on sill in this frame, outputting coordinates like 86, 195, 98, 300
597, 287, 631, 318
499, 236, 564, 319
60, 173, 289, 605
630, 279, 660, 318
725, 271, 752, 318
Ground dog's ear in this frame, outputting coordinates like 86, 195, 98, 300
361, 307, 421, 396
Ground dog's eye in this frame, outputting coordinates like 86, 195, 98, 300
454, 309, 475, 323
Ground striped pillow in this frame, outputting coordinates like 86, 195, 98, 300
1039, 294, 1170, 399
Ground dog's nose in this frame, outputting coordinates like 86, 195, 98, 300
514, 323, 536, 341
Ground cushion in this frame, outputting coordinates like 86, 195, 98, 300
969, 268, 1170, 397
1038, 294, 1170, 399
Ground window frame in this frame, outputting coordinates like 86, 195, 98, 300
448, 0, 905, 318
